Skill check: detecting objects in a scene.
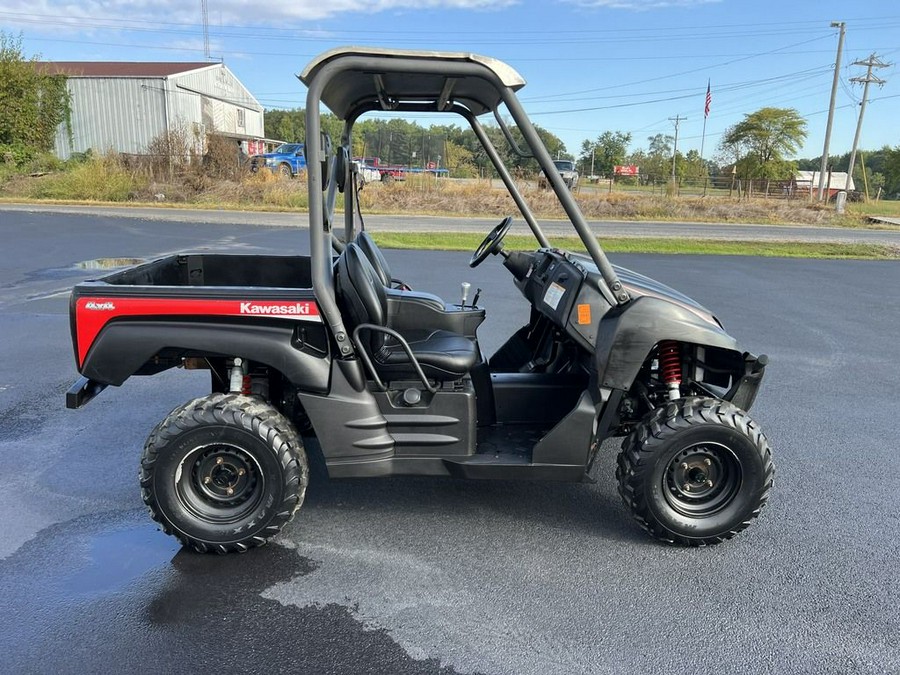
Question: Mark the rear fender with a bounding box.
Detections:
[80,320,331,392]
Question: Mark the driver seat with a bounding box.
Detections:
[356,231,407,290]
[336,243,478,382]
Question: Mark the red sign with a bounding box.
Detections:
[614,165,639,176]
[426,162,436,170]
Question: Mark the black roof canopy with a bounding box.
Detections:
[298,46,526,119]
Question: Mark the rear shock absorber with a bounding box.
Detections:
[658,340,682,401]
[229,357,252,395]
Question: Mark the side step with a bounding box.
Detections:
[443,453,588,482]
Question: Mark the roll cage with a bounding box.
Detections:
[299,47,630,357]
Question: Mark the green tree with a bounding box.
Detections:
[882,146,900,198]
[720,107,807,179]
[637,133,674,180]
[579,131,631,177]
[0,32,70,160]
[682,149,708,181]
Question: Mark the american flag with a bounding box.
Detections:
[704,81,711,118]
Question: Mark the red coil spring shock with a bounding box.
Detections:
[658,340,682,400]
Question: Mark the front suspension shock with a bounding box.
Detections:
[658,340,682,401]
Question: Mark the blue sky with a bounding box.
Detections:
[6,1,899,163]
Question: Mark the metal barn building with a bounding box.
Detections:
[42,62,264,159]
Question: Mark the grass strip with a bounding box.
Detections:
[371,232,899,260]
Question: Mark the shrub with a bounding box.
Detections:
[26,154,145,201]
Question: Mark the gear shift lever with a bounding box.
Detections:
[460,282,471,308]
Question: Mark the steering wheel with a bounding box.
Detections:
[469,216,513,268]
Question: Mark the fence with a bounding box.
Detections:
[594,174,838,201]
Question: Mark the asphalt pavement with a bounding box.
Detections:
[3,202,900,245]
[0,210,898,674]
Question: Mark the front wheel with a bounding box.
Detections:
[140,393,308,554]
[616,397,773,546]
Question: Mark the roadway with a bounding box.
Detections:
[0,210,898,674]
[2,202,900,245]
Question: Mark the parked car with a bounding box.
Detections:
[248,143,307,177]
[355,161,382,185]
[539,159,579,190]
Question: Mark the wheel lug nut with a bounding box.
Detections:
[706,479,713,488]
[704,458,712,466]
[684,484,691,491]
[238,468,245,476]
[681,463,688,470]
[203,476,212,484]
[226,487,234,495]
[216,457,224,464]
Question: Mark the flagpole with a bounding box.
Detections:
[700,79,710,196]
[699,79,710,163]
[699,116,708,162]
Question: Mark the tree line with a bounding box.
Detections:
[265,108,570,178]
[266,104,900,197]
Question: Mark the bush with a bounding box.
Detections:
[203,134,245,180]
[26,154,145,201]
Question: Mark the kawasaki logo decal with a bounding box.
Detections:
[84,301,116,311]
[239,302,313,315]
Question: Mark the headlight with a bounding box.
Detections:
[265,158,276,166]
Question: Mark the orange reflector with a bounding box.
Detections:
[577,303,591,325]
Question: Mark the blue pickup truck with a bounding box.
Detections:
[248,143,307,177]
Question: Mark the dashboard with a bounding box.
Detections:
[517,249,615,353]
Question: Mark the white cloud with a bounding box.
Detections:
[2,0,517,28]
[567,0,720,9]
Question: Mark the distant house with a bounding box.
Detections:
[795,170,856,198]
[40,62,265,159]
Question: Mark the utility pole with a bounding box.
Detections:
[846,54,888,194]
[817,21,845,201]
[669,115,686,181]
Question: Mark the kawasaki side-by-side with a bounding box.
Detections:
[67,47,773,553]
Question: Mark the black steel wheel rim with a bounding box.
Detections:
[175,443,265,524]
[663,441,742,517]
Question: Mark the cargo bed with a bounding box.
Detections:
[70,254,326,391]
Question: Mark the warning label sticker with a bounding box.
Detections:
[577,303,592,325]
[543,282,566,310]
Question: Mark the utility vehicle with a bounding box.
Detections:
[67,47,773,553]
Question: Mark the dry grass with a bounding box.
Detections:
[2,161,896,229]
[359,177,866,227]
[18,155,145,201]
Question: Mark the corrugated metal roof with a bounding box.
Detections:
[39,62,215,77]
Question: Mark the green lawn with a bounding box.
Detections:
[372,232,899,260]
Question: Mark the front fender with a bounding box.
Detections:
[594,296,741,390]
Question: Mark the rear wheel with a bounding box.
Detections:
[616,397,773,546]
[140,393,308,554]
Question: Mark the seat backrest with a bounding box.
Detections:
[335,243,388,351]
[355,231,393,288]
